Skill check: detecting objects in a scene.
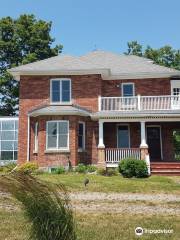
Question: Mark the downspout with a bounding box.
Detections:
[27,115,30,162]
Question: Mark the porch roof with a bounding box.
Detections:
[28,104,91,117]
[92,110,180,121]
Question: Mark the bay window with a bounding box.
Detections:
[46,121,69,150]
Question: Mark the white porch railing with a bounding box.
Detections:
[100,95,180,111]
[105,148,141,164]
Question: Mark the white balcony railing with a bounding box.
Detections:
[100,95,180,111]
[105,148,141,164]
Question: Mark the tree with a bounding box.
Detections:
[124,41,143,56]
[0,14,63,116]
[125,41,180,70]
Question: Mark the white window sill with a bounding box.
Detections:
[45,149,70,154]
[33,150,38,154]
[78,149,86,153]
[50,101,72,106]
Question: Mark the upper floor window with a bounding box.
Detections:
[122,83,134,97]
[46,121,69,150]
[171,80,180,96]
[51,79,71,104]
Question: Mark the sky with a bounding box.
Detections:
[0,0,179,56]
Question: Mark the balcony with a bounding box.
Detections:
[99,95,180,112]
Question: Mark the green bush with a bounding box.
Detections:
[51,166,65,174]
[106,168,119,176]
[87,165,97,173]
[97,168,106,176]
[75,164,87,173]
[118,158,148,178]
[0,163,17,173]
[18,162,38,174]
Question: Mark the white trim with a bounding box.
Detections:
[171,79,180,95]
[98,120,105,148]
[50,78,72,105]
[34,122,38,153]
[78,121,86,151]
[116,124,130,148]
[10,69,180,81]
[46,120,69,151]
[146,125,163,160]
[121,82,135,97]
[27,116,30,162]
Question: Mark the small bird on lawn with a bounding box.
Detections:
[84,178,89,187]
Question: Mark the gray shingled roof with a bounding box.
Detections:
[29,104,91,117]
[9,50,180,79]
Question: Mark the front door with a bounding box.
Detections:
[147,126,162,161]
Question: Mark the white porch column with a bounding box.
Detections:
[140,121,148,148]
[98,120,105,148]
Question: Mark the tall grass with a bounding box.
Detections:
[0,172,76,240]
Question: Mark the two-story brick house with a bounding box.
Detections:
[9,51,180,174]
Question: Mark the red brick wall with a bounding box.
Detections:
[18,74,101,165]
[102,78,171,97]
[29,116,99,167]
[18,74,174,167]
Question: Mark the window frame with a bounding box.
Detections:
[34,122,38,153]
[78,121,85,151]
[46,120,69,151]
[50,78,72,105]
[0,118,18,162]
[121,83,135,97]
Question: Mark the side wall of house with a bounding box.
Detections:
[18,74,102,166]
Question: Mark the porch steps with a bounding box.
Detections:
[151,162,180,176]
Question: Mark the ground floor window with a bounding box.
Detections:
[0,119,18,161]
[46,121,69,150]
[117,125,130,148]
[78,122,85,150]
[173,130,180,160]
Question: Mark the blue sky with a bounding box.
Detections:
[0,0,179,55]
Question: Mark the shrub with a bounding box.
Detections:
[18,162,38,174]
[118,158,148,178]
[52,166,65,174]
[97,168,106,176]
[0,163,17,173]
[87,165,97,173]
[0,172,76,240]
[106,168,119,176]
[75,164,87,173]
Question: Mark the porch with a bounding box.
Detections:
[97,121,180,169]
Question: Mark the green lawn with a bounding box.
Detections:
[38,173,180,194]
[1,173,180,240]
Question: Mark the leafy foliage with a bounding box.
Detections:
[51,166,66,174]
[17,162,38,174]
[0,162,17,173]
[86,165,97,173]
[75,164,87,173]
[119,158,148,178]
[0,172,76,240]
[0,14,63,115]
[125,41,180,70]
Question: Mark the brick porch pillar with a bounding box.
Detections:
[97,120,106,168]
